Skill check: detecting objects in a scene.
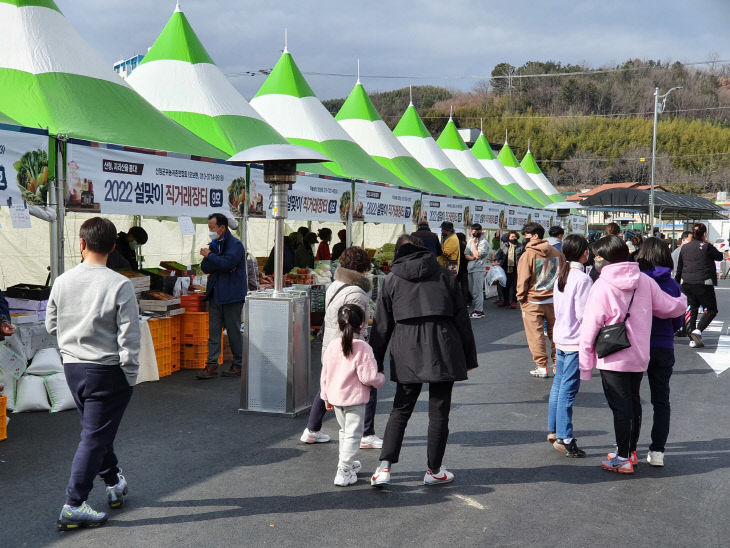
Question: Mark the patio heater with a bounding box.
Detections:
[228,145,329,417]
[543,201,587,233]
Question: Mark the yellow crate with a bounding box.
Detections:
[0,395,7,442]
[148,318,173,349]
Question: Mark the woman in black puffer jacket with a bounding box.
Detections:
[368,234,478,487]
[675,222,723,348]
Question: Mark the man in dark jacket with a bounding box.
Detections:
[263,233,296,275]
[494,230,524,308]
[411,221,442,257]
[196,213,247,379]
[369,234,478,488]
[106,227,148,271]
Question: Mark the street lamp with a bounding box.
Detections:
[650,86,682,228]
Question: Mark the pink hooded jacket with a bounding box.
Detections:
[320,338,385,407]
[579,262,686,380]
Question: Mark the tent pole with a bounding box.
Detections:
[241,165,249,249]
[48,135,58,282]
[133,215,142,269]
[346,180,354,248]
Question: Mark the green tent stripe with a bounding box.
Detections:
[165,111,288,156]
[0,69,226,157]
[253,53,315,99]
[372,155,454,194]
[287,137,406,185]
[0,111,20,124]
[527,189,551,206]
[0,0,60,11]
[497,144,520,167]
[436,120,467,150]
[503,184,543,208]
[392,105,431,138]
[471,134,497,160]
[335,84,382,122]
[520,150,542,174]
[139,10,214,66]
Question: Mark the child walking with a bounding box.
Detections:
[636,237,684,466]
[579,236,686,474]
[320,304,385,486]
[548,234,592,458]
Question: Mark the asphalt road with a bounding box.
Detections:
[2,282,729,547]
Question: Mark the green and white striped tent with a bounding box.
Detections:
[0,0,225,158]
[0,111,19,125]
[335,81,454,195]
[520,148,562,202]
[127,3,288,156]
[249,50,407,186]
[497,141,551,206]
[436,118,522,205]
[471,133,543,208]
[393,104,491,200]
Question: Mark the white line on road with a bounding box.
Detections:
[697,320,730,375]
[454,494,486,510]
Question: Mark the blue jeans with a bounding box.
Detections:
[547,349,581,439]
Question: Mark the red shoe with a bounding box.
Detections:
[496,301,507,307]
[606,450,638,466]
[510,302,517,309]
[601,456,634,474]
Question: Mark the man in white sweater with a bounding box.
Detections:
[46,217,140,531]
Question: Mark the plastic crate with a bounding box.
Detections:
[155,346,172,377]
[0,395,7,442]
[171,343,181,373]
[148,318,173,349]
[181,312,209,344]
[170,315,182,344]
[181,294,207,312]
[217,332,234,364]
[181,343,208,369]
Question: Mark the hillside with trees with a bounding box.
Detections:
[323,59,730,197]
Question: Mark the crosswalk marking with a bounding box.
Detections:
[697,320,730,375]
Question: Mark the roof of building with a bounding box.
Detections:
[567,182,668,201]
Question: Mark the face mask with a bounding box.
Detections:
[472,232,481,238]
[209,231,220,241]
[509,239,518,245]
[593,258,606,273]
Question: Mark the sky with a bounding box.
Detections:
[57,0,730,101]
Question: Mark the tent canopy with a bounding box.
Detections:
[520,149,562,202]
[335,82,455,195]
[0,0,226,158]
[580,188,726,220]
[497,142,551,206]
[127,4,289,156]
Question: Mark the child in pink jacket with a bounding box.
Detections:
[321,304,385,486]
[579,236,686,475]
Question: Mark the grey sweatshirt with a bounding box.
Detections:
[46,263,141,385]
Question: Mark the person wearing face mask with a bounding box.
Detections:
[464,223,489,319]
[106,226,148,271]
[196,213,247,380]
[494,231,524,308]
[438,221,460,275]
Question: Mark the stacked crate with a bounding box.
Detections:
[0,395,7,441]
[181,312,209,369]
[170,315,182,372]
[148,318,173,377]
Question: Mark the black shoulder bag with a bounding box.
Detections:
[594,289,636,359]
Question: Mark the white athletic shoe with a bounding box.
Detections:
[689,340,697,348]
[371,466,391,487]
[689,329,704,348]
[300,428,330,444]
[360,434,383,449]
[647,450,665,466]
[424,467,455,485]
[334,466,358,486]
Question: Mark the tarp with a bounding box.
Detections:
[497,142,551,206]
[436,118,522,205]
[0,0,225,158]
[471,133,543,208]
[127,4,289,157]
[335,82,454,195]
[520,149,562,202]
[250,50,408,186]
[392,104,491,200]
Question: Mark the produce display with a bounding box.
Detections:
[15,149,49,205]
[372,243,395,274]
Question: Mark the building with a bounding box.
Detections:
[113,54,145,80]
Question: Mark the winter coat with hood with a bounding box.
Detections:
[321,267,372,359]
[370,244,478,383]
[579,262,687,380]
[641,265,683,349]
[516,239,565,304]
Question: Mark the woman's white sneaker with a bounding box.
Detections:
[647,450,665,466]
[371,466,391,487]
[360,434,383,449]
[334,466,357,486]
[300,428,330,444]
[424,467,455,485]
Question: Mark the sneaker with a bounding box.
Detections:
[334,466,358,486]
[470,311,484,319]
[371,466,391,487]
[553,439,587,458]
[360,434,383,449]
[57,502,108,531]
[546,432,557,444]
[105,471,128,509]
[601,455,634,474]
[300,428,330,444]
[351,460,362,474]
[606,450,638,466]
[647,450,665,467]
[689,329,704,348]
[529,367,549,378]
[424,467,455,485]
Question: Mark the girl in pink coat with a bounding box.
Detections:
[579,236,686,474]
[321,304,385,486]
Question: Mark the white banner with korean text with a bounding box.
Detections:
[66,143,241,217]
[360,183,419,225]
